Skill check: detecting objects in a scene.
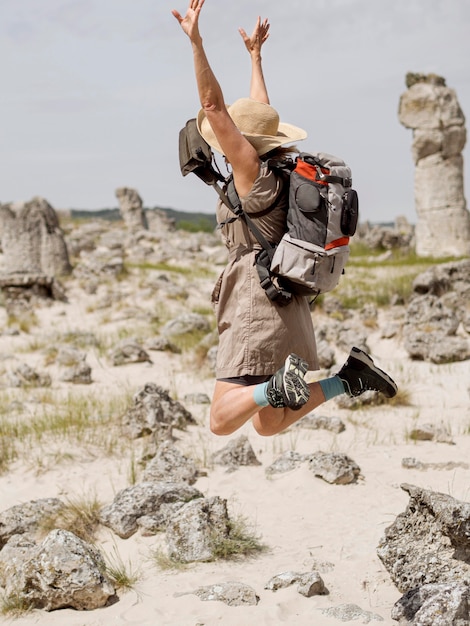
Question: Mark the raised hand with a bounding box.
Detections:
[171,0,205,39]
[239,16,270,56]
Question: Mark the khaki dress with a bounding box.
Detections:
[212,163,318,379]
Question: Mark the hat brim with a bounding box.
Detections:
[197,108,307,156]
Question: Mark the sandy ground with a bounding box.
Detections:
[1,275,469,626]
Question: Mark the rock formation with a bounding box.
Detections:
[399,72,470,257]
[0,196,71,307]
[115,187,148,230]
[0,196,71,276]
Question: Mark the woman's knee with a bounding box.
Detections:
[209,407,234,436]
[252,417,281,437]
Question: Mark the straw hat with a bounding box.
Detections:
[197,97,307,156]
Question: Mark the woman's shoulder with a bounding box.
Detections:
[240,163,286,212]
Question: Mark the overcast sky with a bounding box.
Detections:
[1,0,469,223]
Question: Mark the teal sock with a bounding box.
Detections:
[253,381,270,407]
[319,375,345,401]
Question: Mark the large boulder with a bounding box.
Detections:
[0,530,115,611]
[377,483,470,593]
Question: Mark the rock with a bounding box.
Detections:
[402,457,469,472]
[165,496,230,563]
[135,506,188,535]
[57,347,92,384]
[0,529,115,611]
[0,197,71,276]
[335,389,388,409]
[121,383,196,438]
[404,329,470,364]
[264,570,328,597]
[115,187,147,230]
[7,363,52,388]
[265,451,309,475]
[315,338,336,369]
[403,263,470,363]
[109,339,152,366]
[336,325,369,354]
[391,582,470,626]
[354,222,414,252]
[264,571,303,591]
[297,571,328,597]
[146,336,182,354]
[144,207,176,233]
[99,481,203,538]
[320,603,384,622]
[211,435,261,469]
[161,312,211,337]
[308,451,361,485]
[190,581,259,606]
[0,534,38,587]
[405,294,460,335]
[73,251,124,280]
[0,498,65,549]
[398,74,470,257]
[412,260,470,299]
[142,441,199,485]
[409,423,455,444]
[377,483,470,594]
[0,273,67,311]
[183,392,211,404]
[295,413,346,433]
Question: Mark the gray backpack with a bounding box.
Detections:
[179,120,358,305]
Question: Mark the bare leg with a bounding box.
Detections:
[210,347,398,437]
[210,379,327,436]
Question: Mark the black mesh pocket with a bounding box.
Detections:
[341,188,359,236]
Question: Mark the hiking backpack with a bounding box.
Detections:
[178,119,359,305]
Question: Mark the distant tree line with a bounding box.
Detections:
[70,207,217,233]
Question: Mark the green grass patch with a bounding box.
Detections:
[125,260,216,279]
[333,250,464,309]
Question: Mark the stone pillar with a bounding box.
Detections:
[0,197,71,276]
[115,187,148,230]
[398,73,470,257]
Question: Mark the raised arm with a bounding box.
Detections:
[239,16,270,104]
[172,0,260,197]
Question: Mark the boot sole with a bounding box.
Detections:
[283,354,310,409]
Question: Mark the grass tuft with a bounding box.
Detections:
[103,545,141,590]
[210,515,267,561]
[39,493,103,544]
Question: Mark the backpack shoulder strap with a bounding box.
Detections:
[220,172,292,306]
[216,177,274,252]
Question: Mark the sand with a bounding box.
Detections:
[1,272,469,626]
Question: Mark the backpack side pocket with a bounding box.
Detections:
[270,234,349,296]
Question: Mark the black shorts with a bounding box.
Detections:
[217,374,271,386]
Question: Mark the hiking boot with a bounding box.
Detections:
[266,354,310,410]
[337,347,398,398]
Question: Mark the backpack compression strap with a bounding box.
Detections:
[296,156,352,187]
